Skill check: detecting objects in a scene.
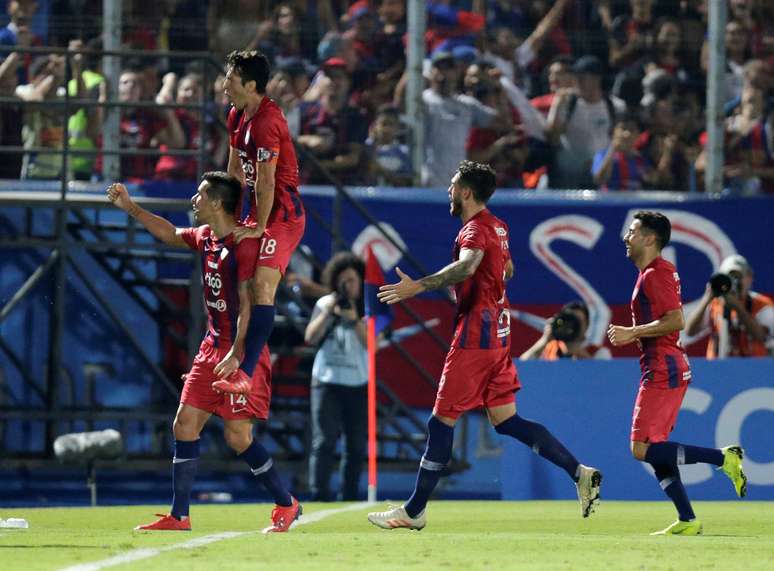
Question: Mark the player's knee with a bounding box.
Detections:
[224,428,252,454]
[173,415,197,440]
[631,441,649,461]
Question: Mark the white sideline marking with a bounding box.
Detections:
[58,502,373,571]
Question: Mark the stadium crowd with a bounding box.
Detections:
[1,0,773,192]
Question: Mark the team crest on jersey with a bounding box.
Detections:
[220,247,229,260]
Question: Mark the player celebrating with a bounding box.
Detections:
[107,173,301,533]
[367,161,602,530]
[608,211,747,536]
[217,50,305,389]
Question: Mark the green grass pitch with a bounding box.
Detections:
[1,501,773,570]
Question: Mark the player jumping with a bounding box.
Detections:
[367,161,602,530]
[608,211,747,536]
[107,173,301,533]
[214,50,305,393]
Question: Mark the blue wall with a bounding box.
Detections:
[501,359,774,500]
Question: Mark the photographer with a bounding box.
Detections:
[520,301,611,360]
[686,255,774,358]
[303,252,367,501]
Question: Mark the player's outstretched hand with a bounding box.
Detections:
[607,323,636,346]
[377,267,425,305]
[233,225,264,243]
[106,182,134,213]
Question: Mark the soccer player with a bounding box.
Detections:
[607,211,747,536]
[106,173,301,533]
[367,161,602,530]
[217,49,305,389]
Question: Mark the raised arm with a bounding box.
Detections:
[377,248,484,305]
[106,183,187,248]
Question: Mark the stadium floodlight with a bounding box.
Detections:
[54,429,123,506]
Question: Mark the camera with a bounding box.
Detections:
[709,273,740,298]
[336,282,352,310]
[551,309,582,342]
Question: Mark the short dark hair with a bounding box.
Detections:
[634,210,671,250]
[201,171,242,215]
[562,300,589,322]
[321,252,365,292]
[226,50,271,94]
[457,160,497,203]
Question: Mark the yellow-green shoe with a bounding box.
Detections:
[650,519,703,536]
[720,445,747,498]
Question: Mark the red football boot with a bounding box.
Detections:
[212,369,252,395]
[262,496,302,533]
[134,513,191,531]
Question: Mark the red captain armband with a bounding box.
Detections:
[256,147,279,164]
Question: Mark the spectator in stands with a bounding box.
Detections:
[366,103,412,187]
[297,59,369,184]
[520,300,611,360]
[725,85,774,193]
[464,60,528,188]
[250,2,318,65]
[420,50,500,187]
[547,55,626,189]
[17,54,66,179]
[686,254,774,358]
[304,252,368,502]
[637,97,700,191]
[113,63,185,181]
[609,0,657,70]
[592,114,651,191]
[0,0,40,84]
[702,19,750,103]
[266,58,310,138]
[67,38,106,181]
[531,55,576,118]
[155,72,212,181]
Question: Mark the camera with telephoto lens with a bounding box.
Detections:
[551,309,582,342]
[336,282,352,310]
[709,273,740,298]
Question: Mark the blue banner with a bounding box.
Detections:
[501,359,774,500]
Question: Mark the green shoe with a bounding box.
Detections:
[650,519,703,536]
[720,445,747,498]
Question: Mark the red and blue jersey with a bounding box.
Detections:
[227,97,303,225]
[630,256,691,388]
[592,148,649,191]
[452,209,511,350]
[180,225,259,349]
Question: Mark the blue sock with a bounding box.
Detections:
[238,440,292,507]
[651,463,696,521]
[239,305,275,376]
[171,439,200,520]
[404,417,454,518]
[495,414,580,481]
[645,442,724,467]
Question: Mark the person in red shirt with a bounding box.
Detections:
[221,50,306,392]
[608,211,747,536]
[106,172,300,533]
[367,161,602,531]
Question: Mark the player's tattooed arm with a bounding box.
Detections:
[378,248,483,305]
[419,248,484,291]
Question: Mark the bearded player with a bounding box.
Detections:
[368,161,602,530]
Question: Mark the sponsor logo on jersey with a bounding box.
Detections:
[204,272,222,296]
[206,299,227,312]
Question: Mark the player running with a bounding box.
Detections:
[215,50,305,391]
[107,173,301,533]
[608,211,747,536]
[368,161,602,530]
